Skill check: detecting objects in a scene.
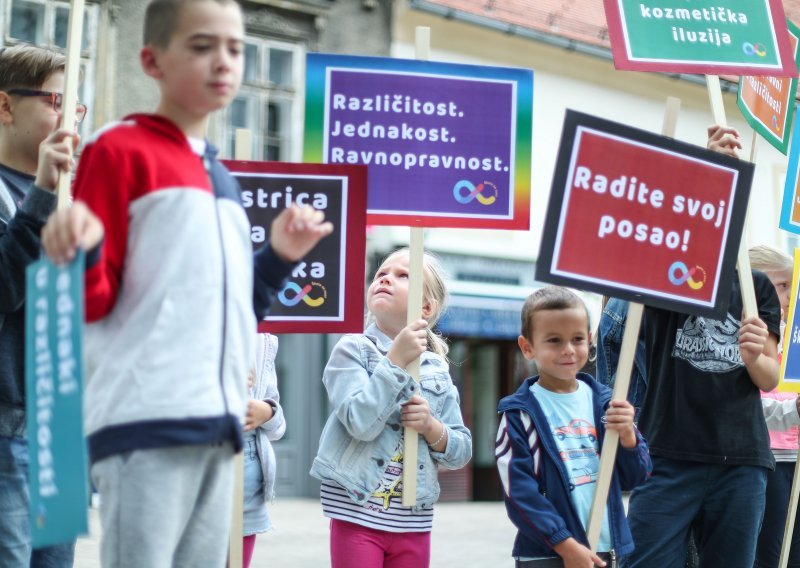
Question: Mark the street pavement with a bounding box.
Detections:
[74,498,515,567]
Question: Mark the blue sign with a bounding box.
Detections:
[25,251,88,547]
[780,106,800,236]
[438,295,523,340]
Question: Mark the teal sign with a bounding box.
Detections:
[25,251,88,547]
[604,0,798,76]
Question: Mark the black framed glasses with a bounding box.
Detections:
[7,89,88,124]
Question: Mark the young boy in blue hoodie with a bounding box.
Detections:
[495,286,652,567]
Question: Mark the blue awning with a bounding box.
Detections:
[437,294,523,340]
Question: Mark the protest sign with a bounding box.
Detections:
[536,110,753,319]
[223,160,367,334]
[737,20,800,154]
[24,251,88,547]
[304,53,533,229]
[603,0,798,77]
[780,249,800,392]
[780,109,800,236]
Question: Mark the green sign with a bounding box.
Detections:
[25,251,88,548]
[604,0,798,76]
[737,20,800,154]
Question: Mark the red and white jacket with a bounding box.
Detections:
[75,114,292,463]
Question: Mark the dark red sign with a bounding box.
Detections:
[222,161,367,334]
[537,111,753,318]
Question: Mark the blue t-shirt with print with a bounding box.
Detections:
[532,380,612,552]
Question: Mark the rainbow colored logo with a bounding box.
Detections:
[668,261,706,290]
[742,42,767,57]
[278,282,327,307]
[453,180,498,205]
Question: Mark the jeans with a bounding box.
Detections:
[627,456,767,568]
[755,462,800,568]
[0,436,75,568]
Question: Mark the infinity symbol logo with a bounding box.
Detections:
[668,262,706,291]
[278,282,327,307]
[742,42,767,57]
[453,180,498,205]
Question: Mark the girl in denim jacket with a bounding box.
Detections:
[311,248,472,568]
[240,332,286,568]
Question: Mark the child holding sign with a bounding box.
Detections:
[623,125,781,568]
[39,1,332,566]
[310,248,472,568]
[240,332,286,568]
[495,286,652,567]
[749,245,800,568]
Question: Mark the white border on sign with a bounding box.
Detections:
[234,172,349,322]
[322,66,517,221]
[616,0,785,70]
[550,126,740,308]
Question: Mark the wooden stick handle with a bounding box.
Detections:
[56,0,85,209]
[227,128,252,568]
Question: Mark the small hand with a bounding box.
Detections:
[35,127,80,191]
[604,400,636,449]
[553,537,607,568]
[706,124,741,158]
[244,399,274,432]
[41,200,104,265]
[740,316,769,366]
[401,394,434,435]
[386,319,428,368]
[269,205,334,263]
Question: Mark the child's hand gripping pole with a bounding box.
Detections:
[585,97,679,550]
[56,0,85,210]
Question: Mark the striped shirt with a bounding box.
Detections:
[320,443,433,533]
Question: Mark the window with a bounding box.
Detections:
[214,37,303,161]
[3,0,99,135]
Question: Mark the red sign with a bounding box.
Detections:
[537,111,753,318]
[222,161,367,334]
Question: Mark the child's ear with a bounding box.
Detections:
[0,92,14,125]
[518,335,535,361]
[421,299,435,320]
[140,46,163,79]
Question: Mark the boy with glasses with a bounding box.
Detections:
[0,45,81,568]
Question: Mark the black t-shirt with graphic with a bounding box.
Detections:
[639,270,780,468]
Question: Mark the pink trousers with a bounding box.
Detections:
[330,519,431,568]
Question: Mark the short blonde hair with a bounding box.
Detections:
[368,248,450,357]
[0,45,65,92]
[749,244,792,273]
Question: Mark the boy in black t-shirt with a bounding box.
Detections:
[625,125,781,568]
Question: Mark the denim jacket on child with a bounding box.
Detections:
[310,323,472,512]
[595,298,648,420]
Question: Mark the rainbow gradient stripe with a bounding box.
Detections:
[304,53,533,230]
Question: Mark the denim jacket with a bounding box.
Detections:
[595,299,648,420]
[310,323,472,512]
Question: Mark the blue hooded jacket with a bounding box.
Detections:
[495,373,652,559]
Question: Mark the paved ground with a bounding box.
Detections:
[74,498,515,567]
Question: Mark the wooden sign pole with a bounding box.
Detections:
[705,75,758,318]
[56,0,85,210]
[401,26,429,508]
[227,128,252,568]
[585,97,680,549]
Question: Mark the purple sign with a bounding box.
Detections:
[327,70,512,218]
